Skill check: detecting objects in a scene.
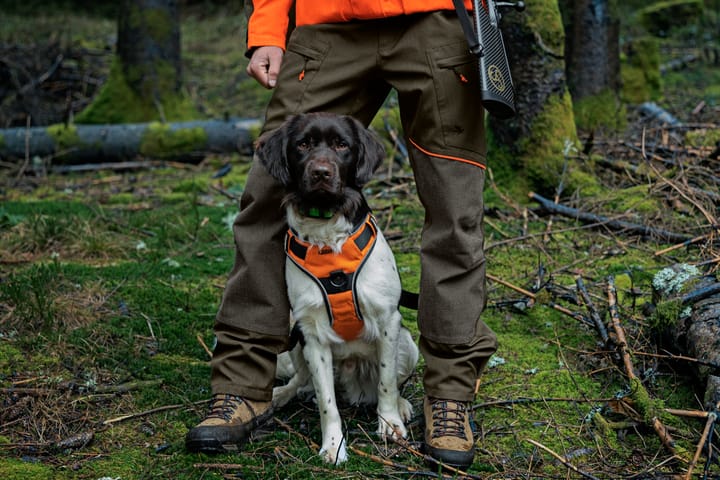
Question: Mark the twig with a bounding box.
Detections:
[474,396,613,409]
[684,409,718,480]
[528,191,691,244]
[607,276,636,381]
[371,422,485,480]
[607,276,682,458]
[102,399,209,425]
[487,273,592,327]
[634,350,720,371]
[486,273,536,298]
[576,276,610,346]
[141,312,156,342]
[196,333,213,360]
[654,233,714,256]
[664,408,710,419]
[209,183,241,203]
[643,156,718,227]
[525,438,601,480]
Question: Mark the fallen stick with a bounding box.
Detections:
[684,407,718,480]
[607,277,636,380]
[487,273,593,327]
[607,276,684,459]
[576,276,610,346]
[474,396,613,409]
[102,399,209,425]
[654,233,713,257]
[525,438,602,480]
[664,408,710,419]
[634,350,720,371]
[528,191,690,244]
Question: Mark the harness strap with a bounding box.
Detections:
[285,214,377,341]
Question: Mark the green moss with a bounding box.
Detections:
[47,124,82,151]
[629,377,662,423]
[0,458,55,480]
[600,185,663,214]
[173,178,209,194]
[139,122,207,158]
[0,343,25,377]
[591,412,622,450]
[76,58,199,124]
[516,91,596,196]
[638,0,703,36]
[705,84,720,104]
[685,128,720,148]
[525,0,565,56]
[574,89,628,134]
[650,298,683,329]
[621,37,661,103]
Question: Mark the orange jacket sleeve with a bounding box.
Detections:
[247,0,294,51]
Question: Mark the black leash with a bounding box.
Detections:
[399,289,419,310]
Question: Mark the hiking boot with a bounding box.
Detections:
[424,397,475,469]
[185,394,273,453]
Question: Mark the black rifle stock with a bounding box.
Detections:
[453,0,524,119]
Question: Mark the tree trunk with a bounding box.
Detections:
[0,119,259,164]
[117,0,182,100]
[76,0,197,124]
[489,0,595,197]
[559,0,620,100]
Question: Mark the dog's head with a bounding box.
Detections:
[256,112,386,217]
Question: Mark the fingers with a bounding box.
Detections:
[246,46,284,89]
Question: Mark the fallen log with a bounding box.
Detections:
[649,264,720,410]
[528,191,691,244]
[0,118,261,164]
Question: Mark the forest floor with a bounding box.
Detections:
[1,2,719,479]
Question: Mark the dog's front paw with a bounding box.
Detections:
[319,440,348,465]
[272,384,295,408]
[398,396,414,422]
[377,412,408,440]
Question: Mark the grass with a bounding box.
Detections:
[1,3,719,479]
[0,154,713,478]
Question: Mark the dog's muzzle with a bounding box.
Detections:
[303,156,341,194]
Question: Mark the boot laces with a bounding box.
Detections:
[430,399,468,439]
[206,394,244,421]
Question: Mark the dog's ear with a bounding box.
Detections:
[347,116,386,188]
[255,119,293,186]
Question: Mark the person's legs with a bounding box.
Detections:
[380,11,498,467]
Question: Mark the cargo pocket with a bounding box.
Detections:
[277,28,331,113]
[428,43,485,154]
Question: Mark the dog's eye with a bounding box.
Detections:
[333,140,349,151]
[297,140,310,151]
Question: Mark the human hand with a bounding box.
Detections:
[246,46,284,89]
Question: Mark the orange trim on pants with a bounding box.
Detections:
[409,138,486,170]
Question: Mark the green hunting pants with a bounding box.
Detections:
[211,10,497,403]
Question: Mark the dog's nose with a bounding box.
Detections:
[310,163,333,182]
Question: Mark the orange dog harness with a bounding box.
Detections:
[285,214,378,341]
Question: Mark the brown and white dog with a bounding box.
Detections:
[256,112,419,464]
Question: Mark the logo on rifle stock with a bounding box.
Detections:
[487,65,506,92]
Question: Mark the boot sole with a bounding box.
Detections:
[425,444,475,470]
[185,408,274,454]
